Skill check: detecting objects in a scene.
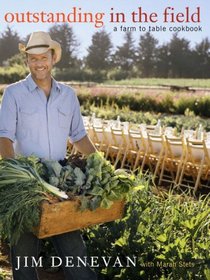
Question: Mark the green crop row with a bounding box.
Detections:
[85,178,210,280]
[1,79,210,117]
[80,102,210,132]
[1,84,210,125]
[77,90,210,118]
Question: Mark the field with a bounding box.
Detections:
[72,82,210,132]
[1,184,209,280]
[104,78,210,88]
[0,79,210,280]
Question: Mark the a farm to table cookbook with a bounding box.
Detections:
[0,0,209,279]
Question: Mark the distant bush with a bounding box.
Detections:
[176,98,197,115]
[159,95,176,113]
[176,97,210,118]
[55,68,108,83]
[194,97,210,118]
[108,68,129,81]
[107,67,138,81]
[0,65,28,83]
[53,68,91,82]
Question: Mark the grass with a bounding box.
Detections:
[1,78,210,91]
[105,78,210,88]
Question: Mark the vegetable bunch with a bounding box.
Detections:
[0,152,136,244]
[42,152,136,210]
[0,157,67,245]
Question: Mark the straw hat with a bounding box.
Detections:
[19,31,62,63]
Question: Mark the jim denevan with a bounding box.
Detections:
[15,256,137,270]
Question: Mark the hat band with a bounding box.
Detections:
[25,44,50,51]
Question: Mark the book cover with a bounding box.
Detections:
[0,0,209,280]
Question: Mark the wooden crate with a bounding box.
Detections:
[34,198,125,239]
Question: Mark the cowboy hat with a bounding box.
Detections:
[19,31,62,63]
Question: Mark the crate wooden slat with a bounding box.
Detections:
[34,198,125,239]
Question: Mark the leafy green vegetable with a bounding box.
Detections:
[51,152,136,210]
[74,167,86,187]
[0,157,67,245]
[0,152,136,244]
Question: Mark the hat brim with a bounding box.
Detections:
[19,40,61,64]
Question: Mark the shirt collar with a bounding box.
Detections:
[26,74,37,92]
[25,74,61,93]
[51,76,61,92]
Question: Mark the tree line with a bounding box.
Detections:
[0,24,210,82]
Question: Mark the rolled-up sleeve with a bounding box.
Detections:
[69,94,87,143]
[0,88,17,142]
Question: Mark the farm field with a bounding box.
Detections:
[1,81,210,130]
[104,78,210,88]
[71,83,210,132]
[1,184,209,280]
[74,83,210,105]
[0,79,210,280]
[1,78,210,139]
[1,77,210,91]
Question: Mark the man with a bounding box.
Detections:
[0,31,97,280]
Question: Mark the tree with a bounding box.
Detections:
[192,38,210,78]
[113,32,136,74]
[85,30,112,72]
[167,33,192,78]
[136,32,158,77]
[0,26,20,66]
[155,44,171,78]
[48,24,79,69]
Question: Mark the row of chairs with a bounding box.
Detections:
[155,135,210,192]
[67,121,210,193]
[87,124,210,193]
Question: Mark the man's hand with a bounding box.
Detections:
[73,135,97,156]
[0,137,15,158]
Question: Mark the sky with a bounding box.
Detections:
[0,0,209,58]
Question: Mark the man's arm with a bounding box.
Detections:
[73,135,97,155]
[0,137,15,158]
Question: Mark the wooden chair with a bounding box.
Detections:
[145,125,157,134]
[178,139,210,192]
[145,133,165,180]
[121,130,147,171]
[91,125,109,154]
[106,127,128,168]
[158,135,186,186]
